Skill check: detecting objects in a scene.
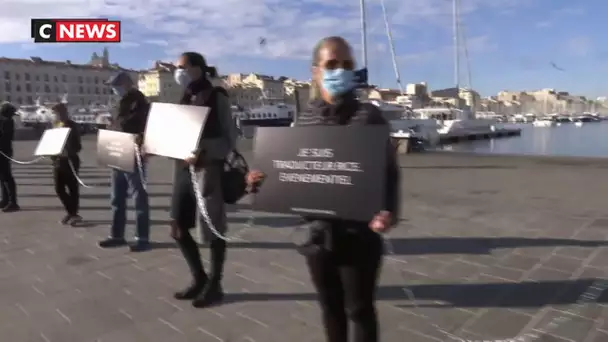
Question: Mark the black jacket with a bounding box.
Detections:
[51,120,82,165]
[296,93,400,251]
[180,78,229,167]
[0,104,16,157]
[110,88,150,138]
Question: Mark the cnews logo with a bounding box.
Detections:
[31,18,121,43]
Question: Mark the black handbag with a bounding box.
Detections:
[221,149,249,204]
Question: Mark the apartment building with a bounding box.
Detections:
[0,48,139,106]
[138,61,181,103]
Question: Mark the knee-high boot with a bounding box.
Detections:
[173,230,208,300]
[192,238,226,308]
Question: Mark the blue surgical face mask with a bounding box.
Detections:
[112,86,125,97]
[322,68,355,98]
[174,69,192,87]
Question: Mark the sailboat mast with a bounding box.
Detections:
[359,0,368,68]
[452,0,460,89]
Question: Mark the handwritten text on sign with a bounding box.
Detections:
[273,148,362,185]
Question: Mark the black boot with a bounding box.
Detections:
[0,182,8,208]
[2,177,18,212]
[192,239,226,308]
[174,233,208,300]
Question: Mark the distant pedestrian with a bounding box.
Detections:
[0,102,19,212]
[50,103,83,225]
[98,72,151,252]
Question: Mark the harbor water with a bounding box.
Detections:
[438,121,608,158]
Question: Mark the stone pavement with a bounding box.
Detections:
[1,138,608,342]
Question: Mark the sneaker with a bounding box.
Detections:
[129,240,150,252]
[98,237,127,248]
[69,215,83,226]
[2,203,20,213]
[60,215,72,225]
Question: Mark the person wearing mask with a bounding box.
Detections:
[0,102,19,212]
[50,103,82,225]
[98,72,151,252]
[247,36,400,342]
[170,52,238,308]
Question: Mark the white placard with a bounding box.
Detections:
[34,127,71,156]
[143,102,209,160]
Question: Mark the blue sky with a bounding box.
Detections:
[0,0,604,97]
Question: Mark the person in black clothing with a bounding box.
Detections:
[249,36,400,342]
[0,102,19,212]
[50,103,83,225]
[170,52,237,308]
[98,72,151,252]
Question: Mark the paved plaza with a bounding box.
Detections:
[1,138,608,341]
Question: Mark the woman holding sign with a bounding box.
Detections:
[247,36,400,342]
[50,103,83,225]
[169,52,237,308]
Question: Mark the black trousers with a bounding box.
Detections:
[53,158,80,215]
[305,226,383,342]
[170,164,227,285]
[0,156,16,205]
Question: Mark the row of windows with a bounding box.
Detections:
[4,95,111,105]
[3,71,117,84]
[2,83,111,95]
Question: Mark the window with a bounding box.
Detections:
[44,74,49,82]
[94,77,98,84]
[62,74,67,82]
[15,85,20,92]
[79,86,83,94]
[78,76,83,83]
[35,75,40,81]
[4,71,9,79]
[16,97,21,104]
[44,85,50,93]
[53,76,58,82]
[25,84,31,92]
[26,96,32,104]
[15,73,20,81]
[24,73,30,81]
[5,83,10,91]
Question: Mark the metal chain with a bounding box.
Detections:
[382,237,608,342]
[0,151,46,165]
[134,143,147,192]
[189,165,251,242]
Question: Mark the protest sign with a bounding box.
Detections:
[253,125,388,221]
[34,127,71,156]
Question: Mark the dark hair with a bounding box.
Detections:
[181,52,218,78]
[310,36,352,99]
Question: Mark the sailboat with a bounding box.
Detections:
[360,0,498,144]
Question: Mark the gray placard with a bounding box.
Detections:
[97,129,136,172]
[253,125,388,222]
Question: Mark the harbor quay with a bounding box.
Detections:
[1,138,608,342]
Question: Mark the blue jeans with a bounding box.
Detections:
[110,167,150,241]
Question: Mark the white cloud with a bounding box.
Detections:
[0,0,529,60]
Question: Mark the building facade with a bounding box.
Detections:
[0,48,139,106]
